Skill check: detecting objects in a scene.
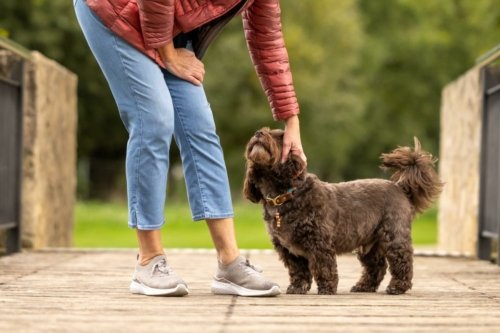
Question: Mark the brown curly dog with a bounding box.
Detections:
[243,128,442,295]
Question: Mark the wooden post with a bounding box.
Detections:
[438,47,500,259]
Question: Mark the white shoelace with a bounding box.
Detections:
[151,259,172,277]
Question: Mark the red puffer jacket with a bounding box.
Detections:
[86,0,299,120]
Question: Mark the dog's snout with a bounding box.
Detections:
[255,130,263,138]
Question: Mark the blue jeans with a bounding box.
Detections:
[74,0,233,229]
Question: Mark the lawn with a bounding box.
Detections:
[74,201,437,248]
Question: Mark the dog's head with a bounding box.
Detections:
[243,127,307,203]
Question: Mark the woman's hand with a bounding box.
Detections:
[282,115,307,164]
[156,42,205,86]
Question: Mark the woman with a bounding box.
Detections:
[74,0,306,297]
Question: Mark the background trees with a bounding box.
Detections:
[349,0,500,179]
[1,0,499,201]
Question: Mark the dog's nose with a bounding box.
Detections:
[255,130,263,137]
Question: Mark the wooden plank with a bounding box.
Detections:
[0,250,499,333]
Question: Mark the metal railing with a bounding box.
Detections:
[0,36,29,254]
[478,58,500,266]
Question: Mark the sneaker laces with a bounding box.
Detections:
[242,259,263,274]
[151,259,172,277]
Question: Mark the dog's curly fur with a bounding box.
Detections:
[243,128,443,295]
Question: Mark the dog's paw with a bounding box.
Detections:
[286,285,308,294]
[386,280,411,295]
[350,284,377,293]
[317,288,337,295]
[385,286,408,295]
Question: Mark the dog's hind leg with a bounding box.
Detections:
[350,242,387,293]
[273,240,312,294]
[385,239,413,295]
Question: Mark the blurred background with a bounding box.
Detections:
[1,0,499,248]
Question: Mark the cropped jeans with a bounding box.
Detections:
[74,0,234,229]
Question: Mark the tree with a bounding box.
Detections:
[348,0,500,179]
[0,0,130,198]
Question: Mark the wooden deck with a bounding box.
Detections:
[1,249,499,333]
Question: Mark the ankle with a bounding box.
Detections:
[218,249,240,266]
[138,251,164,266]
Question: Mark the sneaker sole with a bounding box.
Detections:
[211,280,281,297]
[129,281,189,296]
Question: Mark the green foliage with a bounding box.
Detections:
[74,201,437,248]
[0,0,127,159]
[347,0,500,179]
[280,0,366,181]
[74,201,272,248]
[203,0,365,186]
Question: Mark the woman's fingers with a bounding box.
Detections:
[179,52,204,84]
[291,145,307,164]
[188,67,204,83]
[282,115,307,165]
[184,73,201,86]
[161,47,206,86]
[192,78,202,86]
[281,140,292,163]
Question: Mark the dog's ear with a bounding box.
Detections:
[243,167,263,203]
[279,154,307,179]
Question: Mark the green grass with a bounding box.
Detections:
[74,201,437,248]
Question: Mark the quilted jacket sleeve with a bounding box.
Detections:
[242,0,299,120]
[137,0,175,49]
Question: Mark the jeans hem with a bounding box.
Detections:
[128,221,166,230]
[192,212,234,222]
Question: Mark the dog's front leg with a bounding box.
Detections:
[272,239,312,294]
[309,250,338,295]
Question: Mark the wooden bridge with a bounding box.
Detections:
[1,249,499,333]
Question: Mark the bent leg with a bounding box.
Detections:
[75,0,174,230]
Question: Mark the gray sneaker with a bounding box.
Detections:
[211,255,281,297]
[129,254,188,296]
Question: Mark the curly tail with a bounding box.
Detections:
[381,137,443,213]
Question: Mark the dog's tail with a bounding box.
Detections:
[380,137,443,213]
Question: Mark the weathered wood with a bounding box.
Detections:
[19,52,78,249]
[438,46,500,259]
[438,66,483,256]
[0,250,499,333]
